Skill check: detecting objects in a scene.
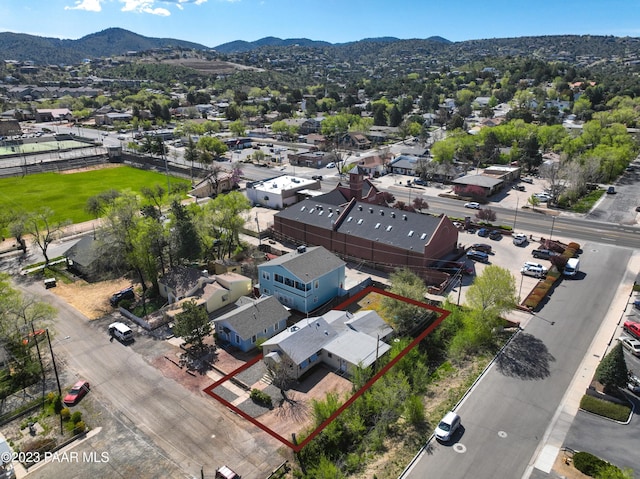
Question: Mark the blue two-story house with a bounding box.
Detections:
[258,245,346,314]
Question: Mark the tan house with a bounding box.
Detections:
[159,267,252,318]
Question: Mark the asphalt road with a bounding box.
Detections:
[403,243,633,479]
[14,278,285,479]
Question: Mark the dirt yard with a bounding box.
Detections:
[51,278,132,320]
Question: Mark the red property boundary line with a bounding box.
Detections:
[203,285,450,452]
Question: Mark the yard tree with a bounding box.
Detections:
[184,137,199,184]
[527,194,541,210]
[24,208,71,266]
[465,265,517,328]
[382,268,433,335]
[229,120,246,137]
[173,299,211,353]
[168,200,201,263]
[198,191,251,260]
[595,342,628,392]
[197,136,228,160]
[475,208,497,222]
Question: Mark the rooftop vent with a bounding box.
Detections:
[301,206,306,211]
[358,205,363,211]
[386,225,392,231]
[403,215,408,221]
[375,223,381,229]
[369,207,374,213]
[408,230,414,237]
[380,210,384,215]
[420,233,427,240]
[357,219,364,225]
[391,212,396,218]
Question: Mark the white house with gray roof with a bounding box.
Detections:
[262,309,392,378]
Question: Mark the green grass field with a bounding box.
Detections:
[0,165,190,233]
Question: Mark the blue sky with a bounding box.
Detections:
[1,0,639,48]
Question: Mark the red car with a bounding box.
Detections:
[64,380,90,406]
[623,321,640,340]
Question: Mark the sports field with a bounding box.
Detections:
[0,139,90,156]
[0,165,191,233]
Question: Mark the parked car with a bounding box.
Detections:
[64,380,90,406]
[512,185,526,191]
[489,230,502,240]
[414,178,428,186]
[606,186,616,194]
[467,250,489,263]
[477,227,490,237]
[512,233,528,246]
[433,261,474,275]
[628,374,640,395]
[216,465,241,479]
[532,249,557,260]
[471,243,492,253]
[623,320,640,340]
[634,299,640,309]
[311,175,323,181]
[521,262,548,278]
[534,193,550,202]
[618,336,640,357]
[434,411,461,442]
[521,177,534,184]
[110,287,135,307]
[325,162,336,168]
[464,202,480,209]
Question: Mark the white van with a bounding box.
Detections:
[564,258,580,277]
[108,322,134,343]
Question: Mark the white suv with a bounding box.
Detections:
[521,263,548,278]
[512,233,528,246]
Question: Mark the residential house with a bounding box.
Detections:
[213,295,290,352]
[189,172,235,198]
[299,118,323,135]
[388,155,420,176]
[35,108,73,122]
[258,246,346,314]
[159,267,252,315]
[354,155,387,177]
[262,309,393,379]
[340,132,371,150]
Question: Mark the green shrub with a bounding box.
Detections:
[53,395,63,414]
[70,411,82,424]
[573,451,609,477]
[250,388,272,407]
[579,395,630,422]
[60,408,70,421]
[73,421,86,435]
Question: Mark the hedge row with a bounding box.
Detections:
[579,395,630,422]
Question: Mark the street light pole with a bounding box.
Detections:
[550,216,556,240]
[519,272,524,303]
[513,195,519,230]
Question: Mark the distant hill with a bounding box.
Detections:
[0,28,208,64]
[213,36,332,54]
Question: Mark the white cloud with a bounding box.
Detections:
[119,0,210,15]
[64,0,103,12]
